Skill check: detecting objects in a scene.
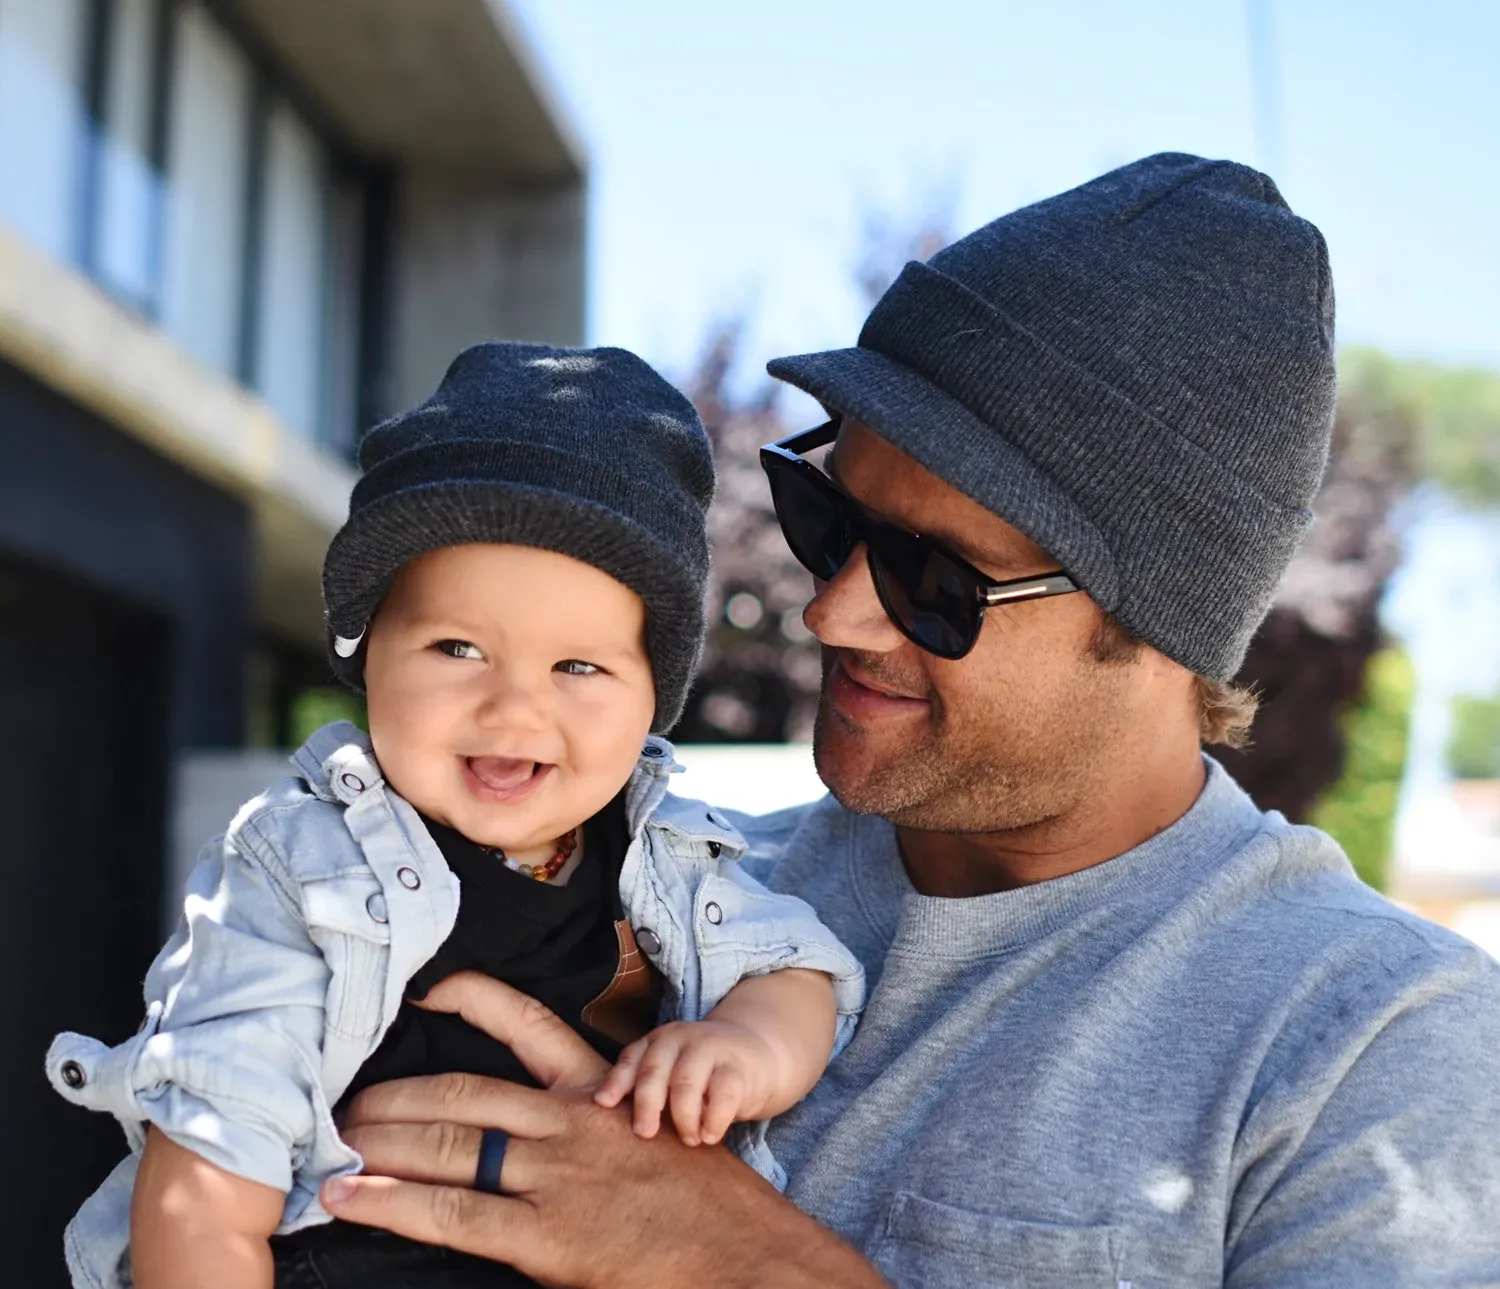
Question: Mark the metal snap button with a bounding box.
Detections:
[340,772,366,794]
[707,841,722,858]
[397,867,421,890]
[705,902,723,926]
[636,927,662,956]
[60,1060,86,1090]
[366,892,388,924]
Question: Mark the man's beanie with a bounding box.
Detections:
[322,342,715,733]
[768,152,1337,681]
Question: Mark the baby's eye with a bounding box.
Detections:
[555,659,601,677]
[435,639,484,661]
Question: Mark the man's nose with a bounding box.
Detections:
[801,542,906,652]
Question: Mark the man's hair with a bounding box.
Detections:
[1089,616,1258,749]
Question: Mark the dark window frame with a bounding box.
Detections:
[203,0,390,460]
[77,0,176,319]
[74,0,390,460]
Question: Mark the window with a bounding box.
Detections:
[159,2,376,452]
[253,98,329,442]
[0,0,89,261]
[323,171,366,455]
[159,3,251,379]
[0,0,378,457]
[81,0,172,314]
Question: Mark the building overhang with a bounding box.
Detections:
[0,227,353,652]
[218,0,585,184]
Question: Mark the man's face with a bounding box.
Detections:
[804,421,1175,833]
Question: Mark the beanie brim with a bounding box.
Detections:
[322,481,704,733]
[768,344,1121,615]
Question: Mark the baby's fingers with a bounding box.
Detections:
[700,1063,746,1146]
[629,1034,685,1138]
[593,1039,647,1109]
[667,1047,721,1146]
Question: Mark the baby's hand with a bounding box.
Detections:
[593,1020,779,1146]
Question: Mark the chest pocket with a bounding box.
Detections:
[872,1193,1128,1289]
[302,872,392,1043]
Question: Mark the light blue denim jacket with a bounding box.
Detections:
[46,723,864,1289]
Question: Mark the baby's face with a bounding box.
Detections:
[363,544,656,852]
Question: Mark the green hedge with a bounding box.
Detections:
[288,686,367,748]
[1309,648,1415,890]
[1448,692,1500,780]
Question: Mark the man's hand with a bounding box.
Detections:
[321,972,883,1289]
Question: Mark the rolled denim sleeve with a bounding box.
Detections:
[685,855,867,1057]
[46,817,343,1198]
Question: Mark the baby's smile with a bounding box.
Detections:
[460,755,555,806]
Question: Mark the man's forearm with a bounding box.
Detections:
[688,1190,887,1289]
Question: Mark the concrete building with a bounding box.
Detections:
[0,2,584,1280]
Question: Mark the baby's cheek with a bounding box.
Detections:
[562,693,653,775]
[368,707,461,817]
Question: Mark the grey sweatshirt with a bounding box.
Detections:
[730,759,1500,1287]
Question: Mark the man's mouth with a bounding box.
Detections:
[462,756,554,803]
[827,658,931,721]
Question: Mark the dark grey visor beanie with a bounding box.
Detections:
[768,152,1337,681]
[322,342,715,733]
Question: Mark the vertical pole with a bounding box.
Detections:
[77,0,113,275]
[143,0,177,320]
[1246,0,1283,179]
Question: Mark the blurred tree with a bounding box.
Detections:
[1448,691,1500,780]
[1221,349,1500,888]
[671,207,952,744]
[669,322,820,742]
[1215,356,1419,834]
[1340,348,1500,508]
[1307,649,1415,889]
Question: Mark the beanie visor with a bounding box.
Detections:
[767,344,1120,612]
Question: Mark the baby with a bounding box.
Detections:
[48,343,864,1289]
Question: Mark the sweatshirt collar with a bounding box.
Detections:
[850,755,1266,960]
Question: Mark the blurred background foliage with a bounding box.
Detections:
[1448,692,1500,780]
[287,687,367,750]
[1339,348,1500,507]
[1308,648,1415,889]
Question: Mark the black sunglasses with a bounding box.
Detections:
[759,421,1081,660]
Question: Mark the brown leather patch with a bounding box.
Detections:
[582,920,663,1046]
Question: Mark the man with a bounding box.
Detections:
[318,154,1500,1285]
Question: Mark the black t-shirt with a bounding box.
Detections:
[341,789,634,1102]
[272,794,636,1286]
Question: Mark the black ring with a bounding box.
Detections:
[474,1128,509,1194]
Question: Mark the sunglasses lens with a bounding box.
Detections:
[869,530,981,659]
[767,458,856,582]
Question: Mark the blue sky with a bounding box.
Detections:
[512,0,1500,395]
